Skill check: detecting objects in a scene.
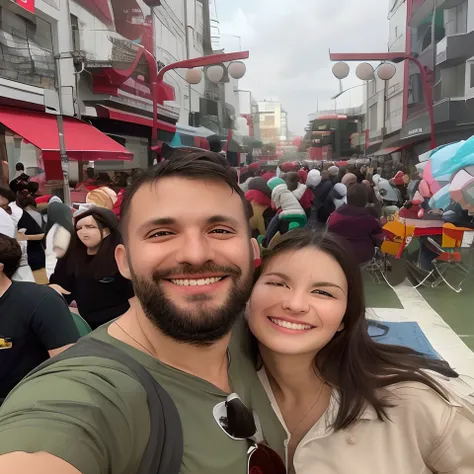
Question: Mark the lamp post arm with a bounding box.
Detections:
[150,50,250,146]
[329,52,436,150]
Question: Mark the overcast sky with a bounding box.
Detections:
[217,0,390,135]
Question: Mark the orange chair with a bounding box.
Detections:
[381,219,416,258]
[425,223,474,293]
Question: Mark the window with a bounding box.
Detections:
[407,73,423,105]
[0,8,55,89]
[470,63,474,89]
[70,14,80,52]
[369,103,378,131]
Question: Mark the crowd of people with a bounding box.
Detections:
[0,151,473,474]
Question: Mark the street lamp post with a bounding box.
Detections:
[140,50,249,145]
[329,52,436,150]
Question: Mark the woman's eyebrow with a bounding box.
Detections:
[311,282,346,292]
[264,272,288,280]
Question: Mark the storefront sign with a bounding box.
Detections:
[408,128,423,137]
[15,0,34,13]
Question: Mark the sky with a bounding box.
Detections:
[216,0,390,135]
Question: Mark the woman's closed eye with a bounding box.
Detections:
[265,281,287,288]
[312,289,335,298]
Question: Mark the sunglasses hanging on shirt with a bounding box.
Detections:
[213,393,286,474]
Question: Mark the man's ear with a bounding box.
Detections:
[115,244,131,280]
[0,263,4,274]
[250,238,260,260]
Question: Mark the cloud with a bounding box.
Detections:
[216,0,389,134]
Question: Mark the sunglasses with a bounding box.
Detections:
[213,393,286,474]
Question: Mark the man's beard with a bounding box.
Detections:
[130,260,254,346]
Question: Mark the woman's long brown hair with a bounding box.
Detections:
[251,228,458,431]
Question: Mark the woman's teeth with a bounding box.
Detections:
[170,277,224,287]
[269,318,313,331]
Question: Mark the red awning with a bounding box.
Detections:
[0,106,133,161]
[95,105,176,133]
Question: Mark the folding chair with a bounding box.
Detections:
[424,224,474,293]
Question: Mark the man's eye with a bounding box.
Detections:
[147,231,173,238]
[210,229,232,234]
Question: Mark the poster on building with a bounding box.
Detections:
[16,0,34,13]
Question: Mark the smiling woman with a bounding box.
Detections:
[247,229,474,474]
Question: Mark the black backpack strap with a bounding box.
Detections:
[27,337,183,474]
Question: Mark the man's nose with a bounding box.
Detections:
[175,233,214,267]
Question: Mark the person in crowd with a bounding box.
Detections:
[328,166,339,184]
[239,162,261,193]
[247,229,472,474]
[264,177,307,246]
[49,207,134,330]
[44,199,73,279]
[0,151,286,473]
[262,170,276,182]
[0,159,8,186]
[337,166,347,184]
[0,234,79,405]
[328,183,384,264]
[9,163,29,194]
[246,177,275,238]
[323,182,347,216]
[308,170,334,226]
[362,179,382,219]
[341,172,357,188]
[373,175,401,220]
[15,193,47,284]
[0,188,35,282]
[358,165,368,182]
[297,168,308,185]
[283,172,313,218]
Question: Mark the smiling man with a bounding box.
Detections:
[0,151,286,474]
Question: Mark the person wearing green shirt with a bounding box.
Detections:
[0,151,286,473]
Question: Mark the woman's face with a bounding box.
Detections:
[76,215,107,251]
[248,248,348,357]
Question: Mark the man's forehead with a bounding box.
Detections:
[129,177,245,223]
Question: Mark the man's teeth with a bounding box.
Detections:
[170,277,224,287]
[269,318,312,331]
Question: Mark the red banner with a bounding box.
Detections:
[16,0,34,13]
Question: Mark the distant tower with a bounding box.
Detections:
[209,0,222,51]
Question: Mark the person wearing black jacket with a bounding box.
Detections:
[49,207,134,330]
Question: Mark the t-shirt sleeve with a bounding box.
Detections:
[0,363,150,474]
[30,287,80,350]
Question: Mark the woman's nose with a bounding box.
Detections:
[281,292,310,314]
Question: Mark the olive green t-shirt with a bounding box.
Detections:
[0,318,286,473]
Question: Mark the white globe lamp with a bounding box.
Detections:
[185,68,203,85]
[355,62,375,81]
[376,62,397,81]
[206,64,225,84]
[228,61,246,80]
[332,62,350,80]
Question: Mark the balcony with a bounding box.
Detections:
[436,31,474,69]
[410,0,466,27]
[434,97,474,125]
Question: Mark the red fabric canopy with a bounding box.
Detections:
[0,106,133,162]
[95,105,176,133]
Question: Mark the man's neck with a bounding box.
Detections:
[0,276,12,298]
[108,298,232,392]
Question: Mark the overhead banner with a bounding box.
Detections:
[16,0,34,13]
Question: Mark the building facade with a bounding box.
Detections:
[0,0,249,188]
[258,99,288,144]
[365,0,474,162]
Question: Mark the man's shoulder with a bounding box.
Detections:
[10,282,64,303]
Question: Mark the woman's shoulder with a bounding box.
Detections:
[380,379,474,425]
